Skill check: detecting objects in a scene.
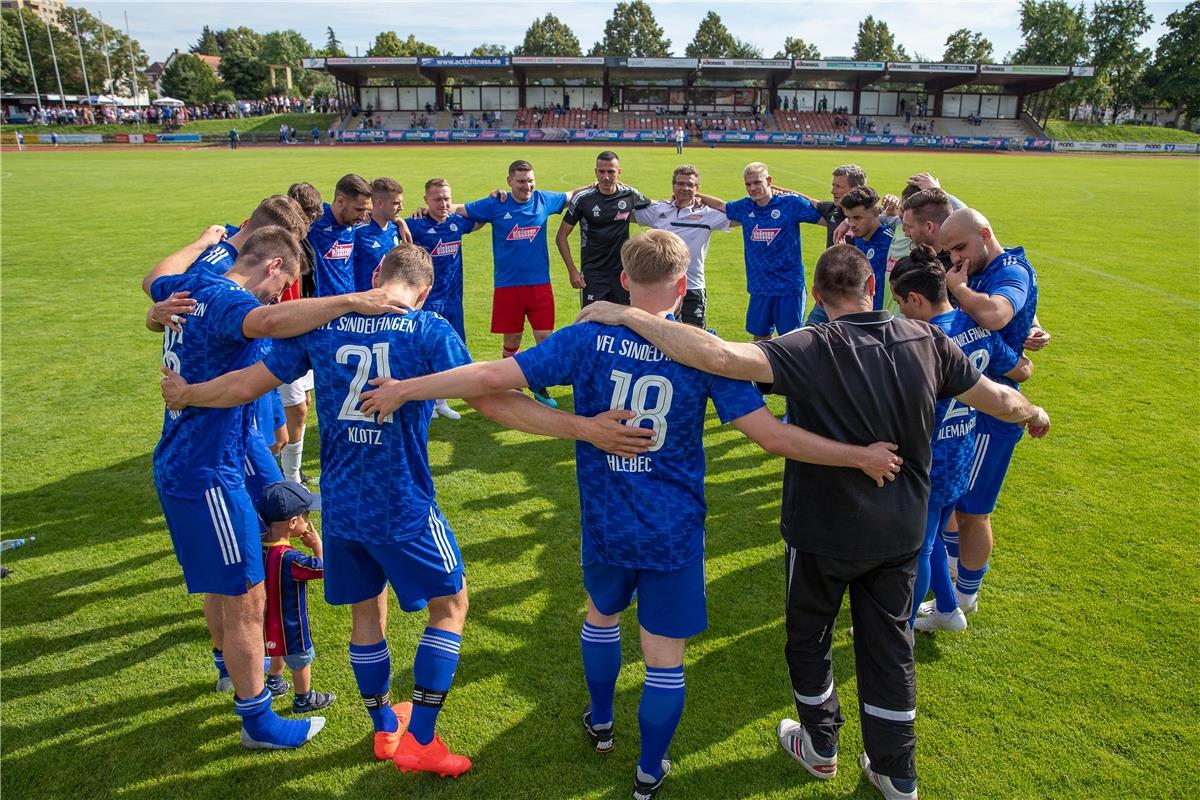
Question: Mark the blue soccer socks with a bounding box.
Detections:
[236,687,323,748]
[213,648,229,680]
[638,665,686,780]
[581,622,622,728]
[409,627,462,745]
[350,640,397,733]
[957,562,989,598]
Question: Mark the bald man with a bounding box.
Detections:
[936,209,1038,615]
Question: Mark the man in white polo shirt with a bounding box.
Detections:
[634,165,731,327]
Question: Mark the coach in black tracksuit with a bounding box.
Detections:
[574,242,1049,792]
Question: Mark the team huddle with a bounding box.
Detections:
[143,152,1049,800]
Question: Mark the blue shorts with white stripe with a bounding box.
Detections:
[322,504,464,610]
[156,481,265,595]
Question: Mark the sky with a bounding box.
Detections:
[76,0,1189,64]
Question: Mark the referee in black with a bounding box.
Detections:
[576,241,1050,798]
[555,150,650,307]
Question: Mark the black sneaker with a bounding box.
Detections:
[633,758,671,800]
[292,690,336,713]
[265,675,291,697]
[582,709,614,753]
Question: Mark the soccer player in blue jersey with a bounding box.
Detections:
[418,159,589,407]
[890,246,1032,633]
[352,177,414,292]
[160,243,658,777]
[408,177,485,420]
[839,186,895,312]
[143,225,411,750]
[309,173,371,297]
[940,208,1040,614]
[357,231,906,800]
[698,162,822,340]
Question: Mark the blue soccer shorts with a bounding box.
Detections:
[156,482,265,596]
[424,300,466,344]
[746,290,806,338]
[805,302,829,326]
[323,505,464,611]
[956,427,1022,515]
[243,425,284,515]
[583,557,707,639]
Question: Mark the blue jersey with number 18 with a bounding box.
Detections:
[514,321,765,571]
[263,310,471,545]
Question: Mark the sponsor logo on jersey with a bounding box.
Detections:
[324,241,354,260]
[614,211,630,221]
[592,205,601,217]
[430,239,461,257]
[506,225,541,241]
[502,212,513,220]
[371,240,381,248]
[750,225,781,245]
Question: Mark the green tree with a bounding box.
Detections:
[513,13,582,56]
[774,36,820,60]
[730,38,763,59]
[685,11,735,58]
[193,25,220,56]
[261,29,316,95]
[367,31,439,57]
[218,49,269,98]
[1,7,148,96]
[590,1,671,57]
[217,26,265,59]
[942,28,994,63]
[160,52,220,103]
[320,26,346,58]
[1088,0,1153,119]
[1012,1,1091,120]
[852,15,909,61]
[1145,1,1200,122]
[470,43,509,56]
[0,12,32,91]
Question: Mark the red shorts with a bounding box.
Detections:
[491,284,555,334]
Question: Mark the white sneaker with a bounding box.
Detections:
[860,753,918,799]
[777,718,837,779]
[955,589,979,616]
[917,599,936,617]
[913,607,968,633]
[434,400,461,421]
[215,676,234,692]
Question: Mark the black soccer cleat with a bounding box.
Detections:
[633,758,671,800]
[582,709,614,753]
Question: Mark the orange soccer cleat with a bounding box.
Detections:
[373,702,413,761]
[392,731,473,778]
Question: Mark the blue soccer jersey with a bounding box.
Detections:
[409,213,475,307]
[853,221,896,310]
[969,246,1038,371]
[151,271,261,496]
[190,240,238,276]
[352,218,401,292]
[928,309,1020,507]
[724,193,822,296]
[262,310,472,544]
[464,191,568,288]
[307,203,357,297]
[514,321,765,571]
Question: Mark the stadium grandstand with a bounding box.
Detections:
[309,55,1094,147]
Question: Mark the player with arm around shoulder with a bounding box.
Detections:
[359,231,904,800]
[160,243,656,777]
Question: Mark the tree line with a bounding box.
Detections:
[2,1,1195,124]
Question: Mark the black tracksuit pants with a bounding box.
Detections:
[784,544,920,779]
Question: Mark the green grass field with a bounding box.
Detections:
[1043,119,1200,143]
[1,145,1198,800]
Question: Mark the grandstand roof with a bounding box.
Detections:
[302,56,1091,94]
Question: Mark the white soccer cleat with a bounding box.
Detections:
[913,608,968,633]
[917,600,937,617]
[955,589,979,616]
[434,400,461,421]
[215,676,234,693]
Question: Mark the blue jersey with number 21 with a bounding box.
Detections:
[514,321,765,571]
[264,310,471,545]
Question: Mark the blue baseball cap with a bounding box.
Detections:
[258,481,320,523]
